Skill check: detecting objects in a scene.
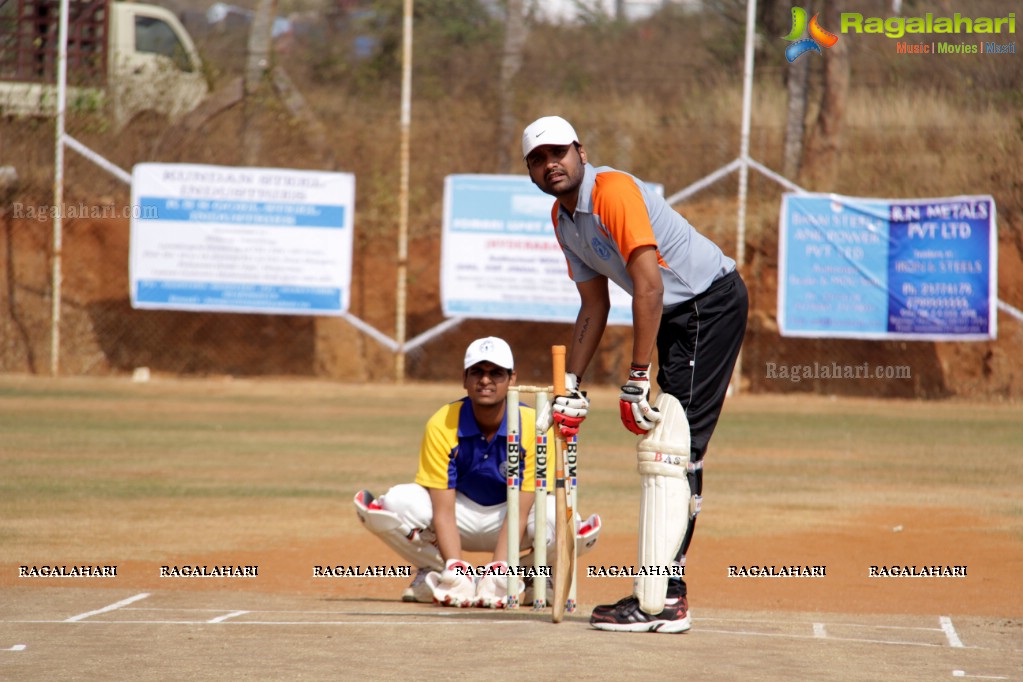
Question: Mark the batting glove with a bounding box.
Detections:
[552,372,588,438]
[619,363,663,435]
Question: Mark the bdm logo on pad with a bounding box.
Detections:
[783,7,839,62]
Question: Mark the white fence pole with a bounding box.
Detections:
[730,0,758,396]
[50,0,71,376]
[395,0,414,382]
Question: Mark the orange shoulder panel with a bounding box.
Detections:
[591,172,657,262]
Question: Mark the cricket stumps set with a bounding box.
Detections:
[505,345,578,622]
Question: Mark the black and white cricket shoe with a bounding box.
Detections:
[589,593,691,633]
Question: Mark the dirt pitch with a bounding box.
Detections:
[1,375,1021,680]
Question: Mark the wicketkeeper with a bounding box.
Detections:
[354,336,601,608]
[524,116,748,633]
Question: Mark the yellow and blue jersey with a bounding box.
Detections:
[415,397,541,507]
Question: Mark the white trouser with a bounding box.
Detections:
[377,482,556,558]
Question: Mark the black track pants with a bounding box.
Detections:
[655,269,748,565]
[656,269,748,461]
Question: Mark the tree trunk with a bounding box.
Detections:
[496,0,526,173]
[803,0,849,187]
[243,0,277,166]
[782,54,809,179]
[757,0,785,45]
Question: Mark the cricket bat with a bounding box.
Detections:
[551,345,576,623]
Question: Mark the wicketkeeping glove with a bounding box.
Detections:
[619,363,663,435]
[474,561,522,609]
[552,372,589,437]
[425,559,477,608]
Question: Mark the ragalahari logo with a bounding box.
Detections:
[783,7,839,62]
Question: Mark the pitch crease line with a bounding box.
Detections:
[36,619,531,626]
[827,623,942,632]
[699,616,943,632]
[940,616,965,648]
[64,593,150,622]
[952,671,1009,680]
[697,628,949,648]
[207,611,250,624]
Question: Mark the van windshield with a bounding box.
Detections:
[135,16,193,73]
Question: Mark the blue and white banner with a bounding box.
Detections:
[441,174,634,324]
[129,164,355,315]
[778,193,997,340]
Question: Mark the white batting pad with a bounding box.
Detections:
[635,393,691,614]
[576,513,602,557]
[353,489,444,572]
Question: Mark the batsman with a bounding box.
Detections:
[524,116,749,633]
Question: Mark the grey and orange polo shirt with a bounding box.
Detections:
[551,164,735,307]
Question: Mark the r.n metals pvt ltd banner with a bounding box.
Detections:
[778,193,996,341]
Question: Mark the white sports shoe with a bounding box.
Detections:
[402,568,432,603]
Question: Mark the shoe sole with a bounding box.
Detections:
[590,614,692,634]
[403,591,434,604]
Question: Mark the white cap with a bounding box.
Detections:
[463,336,514,371]
[522,116,579,159]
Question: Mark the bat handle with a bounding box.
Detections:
[552,345,566,395]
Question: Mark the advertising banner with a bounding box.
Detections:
[441,174,635,324]
[130,164,354,315]
[778,193,996,340]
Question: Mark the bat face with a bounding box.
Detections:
[550,345,577,622]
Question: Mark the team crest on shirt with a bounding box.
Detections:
[591,237,612,260]
[498,461,509,478]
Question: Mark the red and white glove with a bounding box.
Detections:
[552,372,588,438]
[619,364,663,435]
[426,559,477,608]
[474,561,522,609]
